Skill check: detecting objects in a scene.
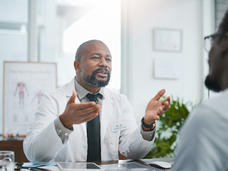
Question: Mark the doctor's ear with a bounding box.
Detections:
[74,61,80,72]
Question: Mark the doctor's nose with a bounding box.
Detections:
[99,57,108,67]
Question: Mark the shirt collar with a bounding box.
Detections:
[74,77,104,101]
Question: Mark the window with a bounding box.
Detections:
[0,0,121,134]
[39,0,121,90]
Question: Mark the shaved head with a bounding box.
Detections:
[75,40,107,61]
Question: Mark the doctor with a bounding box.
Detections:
[23,40,170,162]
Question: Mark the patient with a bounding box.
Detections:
[172,9,228,171]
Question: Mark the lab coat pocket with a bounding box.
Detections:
[105,123,120,159]
[111,124,121,133]
[105,123,121,147]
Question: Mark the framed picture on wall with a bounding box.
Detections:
[153,28,182,52]
[2,61,57,136]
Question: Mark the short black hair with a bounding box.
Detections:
[218,9,228,33]
[75,39,105,61]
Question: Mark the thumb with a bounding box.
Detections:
[67,91,77,104]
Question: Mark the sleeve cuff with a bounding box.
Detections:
[54,117,73,144]
[140,124,156,141]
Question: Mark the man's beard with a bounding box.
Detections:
[85,67,111,87]
[204,75,221,92]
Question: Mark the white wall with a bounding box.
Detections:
[122,0,203,121]
[202,0,215,99]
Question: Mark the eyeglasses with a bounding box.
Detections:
[204,32,225,52]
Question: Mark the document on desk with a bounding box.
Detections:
[57,162,101,170]
[100,161,149,170]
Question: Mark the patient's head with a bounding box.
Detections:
[205,9,228,92]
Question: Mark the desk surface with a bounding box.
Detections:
[20,159,174,171]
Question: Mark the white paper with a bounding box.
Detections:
[154,58,180,79]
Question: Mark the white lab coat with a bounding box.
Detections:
[23,80,154,162]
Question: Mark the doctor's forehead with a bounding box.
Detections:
[78,40,110,56]
[82,41,109,54]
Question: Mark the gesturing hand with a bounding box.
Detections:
[144,89,170,125]
[59,91,101,129]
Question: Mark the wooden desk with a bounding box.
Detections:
[0,139,28,162]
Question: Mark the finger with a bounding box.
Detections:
[165,96,170,103]
[164,100,170,106]
[167,96,170,103]
[77,109,100,122]
[155,115,160,120]
[160,99,170,111]
[95,104,101,113]
[72,102,97,110]
[163,105,170,111]
[152,89,166,101]
[161,100,169,108]
[157,105,168,115]
[83,113,99,122]
[67,91,77,105]
[77,105,101,116]
[157,107,164,115]
[76,112,98,124]
[161,96,170,104]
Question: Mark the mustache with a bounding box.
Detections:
[93,67,110,74]
[204,75,221,92]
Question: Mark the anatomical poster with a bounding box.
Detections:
[3,61,57,136]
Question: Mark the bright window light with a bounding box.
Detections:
[63,0,121,90]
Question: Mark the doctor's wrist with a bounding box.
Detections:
[143,116,156,125]
[141,117,156,131]
[59,114,73,130]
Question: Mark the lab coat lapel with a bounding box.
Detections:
[65,79,75,98]
[64,79,80,103]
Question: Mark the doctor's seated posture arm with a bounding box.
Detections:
[23,40,170,162]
